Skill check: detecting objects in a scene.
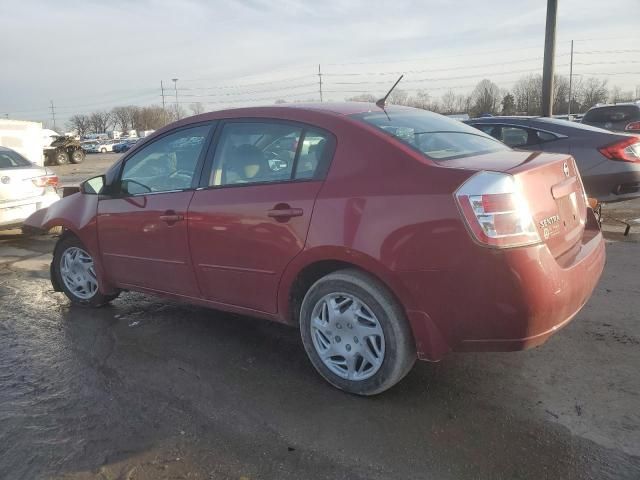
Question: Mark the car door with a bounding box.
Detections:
[188,120,335,313]
[97,123,214,296]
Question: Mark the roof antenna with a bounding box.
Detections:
[376,75,404,109]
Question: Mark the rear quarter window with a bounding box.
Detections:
[352,110,509,162]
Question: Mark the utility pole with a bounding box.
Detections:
[318,64,323,102]
[49,100,57,130]
[172,78,179,120]
[568,39,574,117]
[541,0,558,117]
[160,80,166,111]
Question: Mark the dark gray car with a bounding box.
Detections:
[581,103,640,133]
[464,116,640,203]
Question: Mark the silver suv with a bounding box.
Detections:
[582,102,640,133]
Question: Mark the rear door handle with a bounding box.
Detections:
[159,210,184,224]
[267,207,303,219]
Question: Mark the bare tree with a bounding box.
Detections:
[189,102,205,115]
[89,110,113,133]
[111,106,137,132]
[388,88,408,106]
[133,106,168,130]
[513,74,542,115]
[580,78,608,111]
[346,93,376,103]
[553,75,570,114]
[441,90,457,114]
[406,90,432,110]
[67,114,91,137]
[470,79,501,116]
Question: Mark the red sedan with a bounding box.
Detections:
[25,103,605,395]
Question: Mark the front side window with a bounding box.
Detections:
[353,110,508,162]
[120,124,211,195]
[211,122,314,186]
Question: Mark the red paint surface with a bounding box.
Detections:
[25,104,606,361]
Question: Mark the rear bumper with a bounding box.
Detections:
[0,192,60,229]
[400,211,606,359]
[583,162,640,203]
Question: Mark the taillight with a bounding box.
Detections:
[625,121,640,132]
[32,174,59,188]
[455,171,541,248]
[598,137,640,163]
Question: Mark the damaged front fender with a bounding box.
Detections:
[22,192,118,296]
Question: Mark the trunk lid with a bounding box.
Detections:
[507,152,587,258]
[0,167,46,203]
[448,151,588,258]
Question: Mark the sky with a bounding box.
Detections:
[0,0,638,128]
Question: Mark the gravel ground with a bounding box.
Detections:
[0,153,637,479]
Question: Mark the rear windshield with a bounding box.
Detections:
[351,109,509,161]
[0,149,32,168]
[583,105,639,124]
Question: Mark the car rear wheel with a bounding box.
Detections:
[70,149,85,164]
[100,148,107,153]
[52,235,119,307]
[55,150,69,165]
[300,269,415,395]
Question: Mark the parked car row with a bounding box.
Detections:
[112,137,141,153]
[465,104,640,203]
[82,137,140,154]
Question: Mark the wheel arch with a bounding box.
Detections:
[278,247,451,361]
[278,247,417,328]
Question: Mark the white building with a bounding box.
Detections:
[0,119,45,165]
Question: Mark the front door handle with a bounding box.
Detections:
[159,210,184,224]
[267,206,303,220]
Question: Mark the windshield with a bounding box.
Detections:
[352,109,509,161]
[0,149,32,168]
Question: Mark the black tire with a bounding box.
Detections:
[300,269,416,395]
[55,149,69,165]
[52,234,119,307]
[70,149,85,164]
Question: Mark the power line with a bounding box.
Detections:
[322,55,571,77]
[176,74,315,89]
[175,82,317,97]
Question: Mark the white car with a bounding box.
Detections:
[83,141,117,153]
[0,146,60,230]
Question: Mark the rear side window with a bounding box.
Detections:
[0,150,32,168]
[210,122,332,186]
[352,110,508,162]
[583,106,639,123]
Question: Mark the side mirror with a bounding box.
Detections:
[80,175,106,195]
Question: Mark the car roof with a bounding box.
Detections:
[200,102,414,119]
[587,102,640,111]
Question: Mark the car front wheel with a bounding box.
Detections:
[300,269,415,395]
[52,234,119,307]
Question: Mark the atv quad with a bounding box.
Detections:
[44,136,85,165]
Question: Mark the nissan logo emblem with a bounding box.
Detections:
[0,176,9,184]
[563,162,570,177]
